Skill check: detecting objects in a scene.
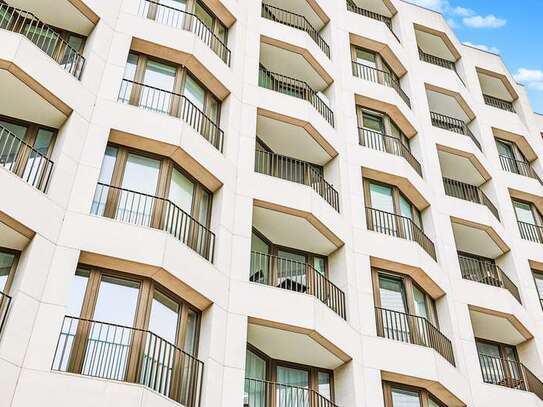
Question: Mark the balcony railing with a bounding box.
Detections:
[518,221,543,245]
[375,307,455,365]
[351,61,411,107]
[366,207,437,260]
[483,95,515,113]
[118,79,224,151]
[244,377,337,407]
[0,2,86,78]
[52,316,203,407]
[138,0,231,65]
[0,291,12,336]
[499,155,542,184]
[258,66,334,127]
[430,111,481,151]
[346,0,397,40]
[254,149,340,211]
[250,251,346,319]
[261,2,330,59]
[442,178,500,220]
[358,128,422,176]
[0,123,54,192]
[458,255,521,303]
[479,354,543,400]
[418,48,455,71]
[92,183,215,261]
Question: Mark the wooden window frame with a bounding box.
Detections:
[475,337,522,387]
[532,270,543,308]
[495,138,528,163]
[512,198,542,226]
[0,247,20,295]
[356,107,410,149]
[194,0,228,44]
[382,381,446,407]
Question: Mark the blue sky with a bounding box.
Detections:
[408,0,543,113]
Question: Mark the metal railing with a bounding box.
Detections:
[118,79,224,152]
[358,128,422,176]
[442,178,500,220]
[458,255,521,303]
[346,0,397,40]
[366,207,436,260]
[479,354,543,400]
[0,123,54,192]
[91,183,215,261]
[375,307,455,365]
[418,48,455,71]
[351,61,410,107]
[430,111,481,151]
[138,0,231,65]
[0,2,85,78]
[483,95,515,113]
[499,155,542,183]
[254,149,340,212]
[249,251,346,319]
[258,66,334,127]
[518,221,543,245]
[52,316,203,407]
[244,377,338,407]
[0,291,12,336]
[261,2,330,58]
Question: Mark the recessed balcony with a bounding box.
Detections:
[443,178,499,220]
[415,25,460,73]
[261,0,330,58]
[477,68,518,113]
[346,0,397,40]
[512,198,543,245]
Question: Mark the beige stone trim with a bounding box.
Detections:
[476,67,519,101]
[450,217,510,254]
[67,0,100,24]
[349,33,407,77]
[468,304,533,341]
[306,0,330,25]
[492,127,537,162]
[413,24,461,61]
[0,214,34,240]
[436,144,491,181]
[355,94,417,137]
[425,83,475,121]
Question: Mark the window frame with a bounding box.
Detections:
[0,247,20,295]
[356,107,410,150]
[512,198,542,226]
[382,381,446,407]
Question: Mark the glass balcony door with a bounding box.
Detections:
[378,275,410,341]
[276,366,310,407]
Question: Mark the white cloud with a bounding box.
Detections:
[463,41,500,54]
[514,69,543,91]
[451,6,475,17]
[463,14,507,28]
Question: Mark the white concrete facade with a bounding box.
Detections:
[1,0,543,406]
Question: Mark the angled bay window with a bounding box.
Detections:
[0,248,18,336]
[382,382,445,407]
[496,138,540,181]
[119,52,224,151]
[244,345,336,407]
[512,199,543,244]
[532,271,543,309]
[92,144,215,260]
[53,266,202,406]
[0,116,55,191]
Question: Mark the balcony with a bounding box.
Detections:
[479,354,543,400]
[0,290,11,336]
[443,178,499,220]
[458,254,520,303]
[346,0,396,39]
[244,377,337,407]
[249,251,346,319]
[484,94,515,113]
[375,307,455,365]
[0,2,86,79]
[258,66,334,127]
[418,48,455,71]
[358,128,421,176]
[351,61,410,107]
[118,79,224,151]
[431,111,481,151]
[261,1,330,58]
[137,0,231,65]
[499,155,542,183]
[254,149,339,211]
[52,316,204,407]
[365,207,436,260]
[91,183,216,261]
[0,123,54,192]
[518,221,543,245]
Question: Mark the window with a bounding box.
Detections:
[194,1,227,45]
[382,382,445,407]
[357,108,410,151]
[512,199,540,226]
[476,339,522,387]
[0,248,18,295]
[533,271,543,309]
[496,139,530,174]
[244,345,334,404]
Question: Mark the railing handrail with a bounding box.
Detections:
[254,149,340,211]
[498,155,542,184]
[0,2,86,78]
[358,127,421,176]
[261,1,330,58]
[139,0,231,65]
[375,306,455,365]
[0,290,12,336]
[351,61,411,107]
[517,220,543,245]
[483,94,515,113]
[258,66,335,127]
[346,0,396,37]
[418,47,455,70]
[430,111,481,150]
[442,177,500,220]
[365,206,436,260]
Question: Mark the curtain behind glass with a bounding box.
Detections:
[244,350,267,407]
[391,387,421,407]
[276,366,309,407]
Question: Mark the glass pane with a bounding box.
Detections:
[244,349,267,407]
[277,250,307,292]
[91,146,118,216]
[250,233,270,284]
[120,53,139,103]
[195,2,214,30]
[251,232,269,254]
[496,140,515,159]
[391,388,421,407]
[198,189,211,225]
[513,201,536,225]
[429,398,440,407]
[369,183,394,212]
[22,129,54,184]
[399,195,412,220]
[93,276,140,326]
[534,274,543,300]
[216,22,227,43]
[66,269,89,317]
[207,96,219,123]
[116,153,160,225]
[184,75,205,111]
[148,290,180,344]
[0,121,28,171]
[60,35,83,71]
[477,341,506,384]
[23,24,58,57]
[276,366,309,405]
[356,48,377,68]
[379,275,406,313]
[318,371,331,400]
[160,0,187,10]
[0,120,28,140]
[168,168,194,214]
[412,286,428,318]
[314,257,326,276]
[183,308,198,355]
[363,112,383,132]
[141,60,176,113]
[245,349,266,379]
[0,251,15,293]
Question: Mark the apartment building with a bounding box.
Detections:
[2,0,543,406]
